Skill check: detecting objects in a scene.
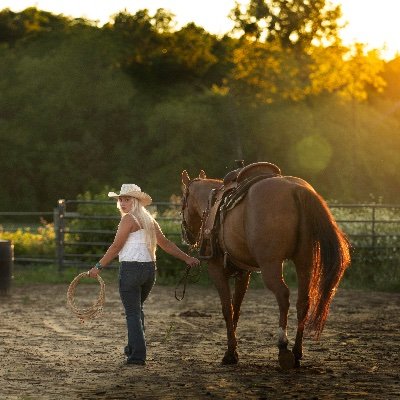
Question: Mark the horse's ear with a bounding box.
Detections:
[182,170,191,187]
[199,170,206,179]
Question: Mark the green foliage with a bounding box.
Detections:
[227,39,385,105]
[0,221,55,257]
[154,220,193,280]
[107,10,224,88]
[62,190,189,275]
[0,26,137,210]
[230,0,343,49]
[66,189,119,261]
[331,205,400,291]
[379,57,400,102]
[0,7,73,46]
[0,4,399,212]
[3,197,399,291]
[138,93,236,199]
[12,264,118,285]
[342,248,400,292]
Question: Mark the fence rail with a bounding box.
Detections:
[1,201,399,268]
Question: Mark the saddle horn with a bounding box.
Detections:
[235,160,245,168]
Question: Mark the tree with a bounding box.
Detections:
[379,57,400,102]
[228,39,311,103]
[107,11,222,88]
[0,27,138,209]
[0,7,74,46]
[159,23,219,82]
[106,9,172,84]
[310,44,385,101]
[230,0,342,50]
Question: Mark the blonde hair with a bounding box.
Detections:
[117,198,157,260]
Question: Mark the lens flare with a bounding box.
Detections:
[294,135,333,173]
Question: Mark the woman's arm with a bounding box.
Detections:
[88,214,138,277]
[154,222,200,267]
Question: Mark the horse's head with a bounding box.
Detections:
[181,169,221,246]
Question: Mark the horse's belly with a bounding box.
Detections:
[221,203,258,268]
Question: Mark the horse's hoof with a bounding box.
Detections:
[222,350,239,365]
[278,349,296,370]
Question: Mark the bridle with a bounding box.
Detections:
[176,178,203,301]
[180,178,202,249]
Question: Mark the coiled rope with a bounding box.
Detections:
[67,272,105,323]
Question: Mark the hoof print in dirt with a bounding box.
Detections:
[179,310,211,317]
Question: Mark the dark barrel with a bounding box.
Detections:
[0,240,13,295]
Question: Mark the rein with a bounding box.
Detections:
[181,178,216,252]
[180,178,202,247]
[176,177,213,300]
[174,263,202,301]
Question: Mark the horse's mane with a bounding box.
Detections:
[204,178,223,184]
[194,177,222,184]
[190,177,222,190]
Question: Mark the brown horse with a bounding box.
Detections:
[181,167,350,369]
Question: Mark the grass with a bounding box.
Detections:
[8,256,400,293]
[8,261,293,291]
[11,264,118,285]
[10,263,212,287]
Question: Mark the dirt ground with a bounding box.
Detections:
[0,280,399,400]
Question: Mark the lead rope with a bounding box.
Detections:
[67,272,106,323]
[174,264,202,301]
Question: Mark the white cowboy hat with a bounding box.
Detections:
[108,184,152,206]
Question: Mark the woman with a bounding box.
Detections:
[88,183,200,366]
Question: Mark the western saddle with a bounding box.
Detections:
[197,161,281,270]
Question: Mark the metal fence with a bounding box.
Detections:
[1,201,399,268]
[330,204,400,248]
[0,210,55,264]
[329,204,400,266]
[54,199,182,269]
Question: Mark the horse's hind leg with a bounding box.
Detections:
[261,261,296,370]
[291,258,312,367]
[292,289,309,367]
[208,261,239,365]
[232,271,251,331]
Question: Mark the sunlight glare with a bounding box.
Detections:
[332,0,400,60]
[1,0,400,60]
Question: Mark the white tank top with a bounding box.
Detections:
[118,229,154,262]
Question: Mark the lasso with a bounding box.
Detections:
[67,272,105,323]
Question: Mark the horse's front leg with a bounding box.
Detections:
[208,261,238,365]
[232,271,251,331]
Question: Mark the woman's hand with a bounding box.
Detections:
[154,222,201,267]
[185,256,200,268]
[88,267,100,278]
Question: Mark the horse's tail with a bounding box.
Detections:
[294,187,351,339]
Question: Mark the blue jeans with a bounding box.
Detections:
[119,261,156,362]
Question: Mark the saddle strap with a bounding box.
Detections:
[197,188,226,259]
[223,173,279,212]
[223,251,260,272]
[219,173,281,271]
